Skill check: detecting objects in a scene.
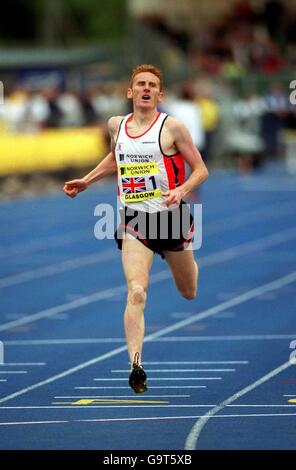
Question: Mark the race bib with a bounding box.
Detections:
[118,163,162,202]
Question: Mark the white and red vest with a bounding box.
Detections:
[115,112,185,213]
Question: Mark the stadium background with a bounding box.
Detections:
[0,0,296,196]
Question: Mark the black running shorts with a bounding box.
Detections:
[114,200,194,258]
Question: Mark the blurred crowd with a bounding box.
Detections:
[0,82,127,133]
[1,75,296,172]
[143,0,296,78]
[162,78,296,172]
[1,0,296,175]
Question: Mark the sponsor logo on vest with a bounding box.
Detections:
[119,162,158,177]
[125,155,152,163]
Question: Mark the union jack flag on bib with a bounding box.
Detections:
[122,177,146,193]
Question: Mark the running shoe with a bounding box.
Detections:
[129,352,147,393]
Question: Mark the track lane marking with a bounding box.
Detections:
[0,269,296,404]
[93,378,222,381]
[74,386,207,389]
[0,404,296,409]
[1,225,296,331]
[111,369,235,373]
[5,335,296,346]
[185,360,292,449]
[1,413,296,426]
[1,211,296,288]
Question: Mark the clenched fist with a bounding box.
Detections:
[63,179,88,198]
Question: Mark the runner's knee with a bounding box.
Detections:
[128,286,146,306]
[181,263,198,300]
[180,286,197,300]
[178,278,197,300]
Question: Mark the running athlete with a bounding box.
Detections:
[63,64,208,393]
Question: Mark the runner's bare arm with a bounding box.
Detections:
[161,117,208,206]
[80,116,122,185]
[63,116,122,198]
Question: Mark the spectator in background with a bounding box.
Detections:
[261,82,289,159]
[23,90,50,132]
[43,88,63,128]
[0,85,28,133]
[164,82,205,202]
[91,82,128,122]
[79,91,99,126]
[194,80,220,164]
[214,82,265,173]
[263,0,287,47]
[164,82,204,152]
[57,91,84,128]
[232,91,266,171]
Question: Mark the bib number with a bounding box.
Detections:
[119,163,161,202]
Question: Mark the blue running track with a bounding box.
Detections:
[0,163,296,451]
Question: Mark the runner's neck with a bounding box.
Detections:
[130,109,159,129]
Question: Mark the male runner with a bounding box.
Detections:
[63,64,208,393]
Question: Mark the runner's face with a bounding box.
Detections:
[127,72,163,110]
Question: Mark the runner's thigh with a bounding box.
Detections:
[122,236,154,288]
[163,247,198,291]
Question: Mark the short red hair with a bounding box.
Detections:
[130,64,163,90]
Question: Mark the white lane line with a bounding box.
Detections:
[74,386,207,390]
[6,335,296,346]
[0,420,68,426]
[54,395,190,399]
[205,201,296,235]
[1,405,296,410]
[2,224,296,293]
[197,226,296,270]
[185,360,292,450]
[0,371,27,374]
[0,284,128,333]
[153,334,296,342]
[0,270,296,405]
[144,361,248,365]
[1,224,296,333]
[283,395,296,397]
[0,380,7,382]
[9,197,296,253]
[0,406,215,409]
[77,413,296,423]
[111,369,235,373]
[242,183,296,191]
[0,363,46,366]
[0,344,129,404]
[93,378,222,381]
[0,231,90,260]
[0,414,296,427]
[0,250,118,289]
[225,404,296,407]
[4,339,126,345]
[1,199,293,259]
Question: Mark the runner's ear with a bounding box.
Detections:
[158,91,164,103]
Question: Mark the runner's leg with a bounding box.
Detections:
[163,246,198,300]
[122,236,154,365]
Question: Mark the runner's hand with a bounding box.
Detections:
[63,179,88,198]
[161,188,184,207]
